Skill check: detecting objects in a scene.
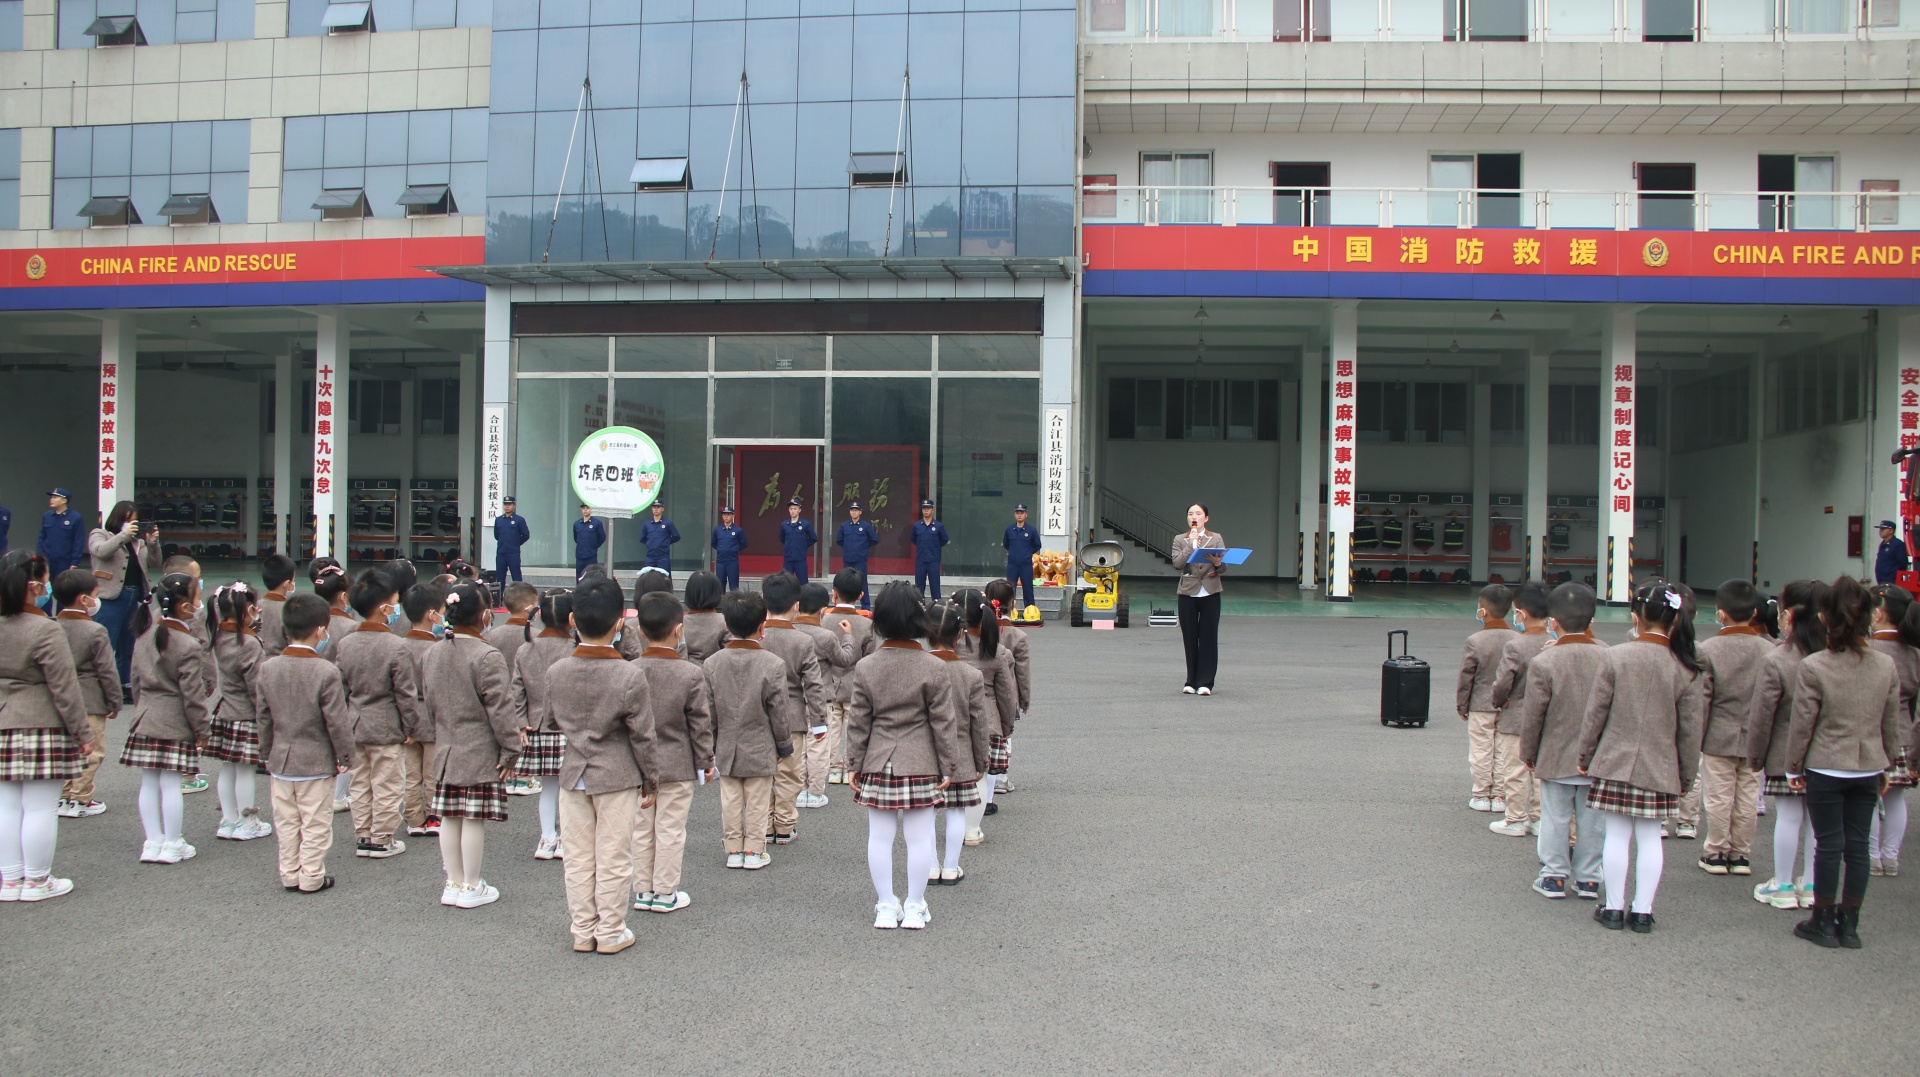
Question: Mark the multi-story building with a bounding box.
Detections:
[1,1,1916,600]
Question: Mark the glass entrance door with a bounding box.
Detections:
[713,441,826,581]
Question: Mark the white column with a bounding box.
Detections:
[97,315,136,518]
[1525,347,1549,581]
[312,312,342,561]
[1042,276,1077,545]
[1599,306,1635,605]
[273,348,294,555]
[245,373,262,558]
[1751,351,1767,584]
[1296,345,1323,588]
[1470,375,1491,582]
[1327,301,1359,601]
[479,286,511,566]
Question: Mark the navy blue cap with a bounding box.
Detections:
[721,506,735,514]
[47,487,72,499]
[502,494,515,504]
[920,499,934,508]
[848,501,864,510]
[1013,503,1028,512]
[788,497,803,506]
[1881,520,1899,530]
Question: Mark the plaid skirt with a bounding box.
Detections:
[517,730,565,777]
[0,728,84,783]
[987,734,1011,776]
[431,781,508,822]
[852,767,946,811]
[1888,767,1917,789]
[120,733,200,774]
[1587,777,1680,819]
[1763,774,1804,798]
[943,778,983,808]
[204,718,260,765]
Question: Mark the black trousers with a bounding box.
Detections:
[1178,592,1221,689]
[1806,770,1880,903]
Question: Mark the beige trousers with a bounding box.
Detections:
[401,740,436,826]
[826,701,850,772]
[1677,768,1703,826]
[770,737,801,833]
[560,787,638,947]
[801,729,832,796]
[1493,731,1537,823]
[1701,753,1760,857]
[719,775,772,855]
[1466,710,1500,797]
[349,742,406,844]
[62,714,109,801]
[631,779,694,894]
[271,777,335,891]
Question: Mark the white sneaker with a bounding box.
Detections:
[453,880,500,908]
[1468,797,1494,812]
[506,777,541,796]
[798,791,829,808]
[1490,798,1506,814]
[634,890,656,910]
[900,899,929,929]
[534,836,560,860]
[726,853,745,869]
[365,838,406,859]
[1674,822,1698,840]
[234,816,273,840]
[1181,686,1197,695]
[69,799,106,818]
[156,839,196,863]
[1196,687,1211,697]
[1489,818,1529,837]
[741,852,771,870]
[997,778,1014,793]
[55,798,78,818]
[552,839,564,860]
[216,819,240,840]
[0,879,19,901]
[139,840,163,863]
[652,890,691,913]
[873,900,902,929]
[441,882,461,906]
[963,828,985,846]
[331,798,352,813]
[18,876,74,902]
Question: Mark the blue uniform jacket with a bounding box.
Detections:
[37,508,86,570]
[779,518,818,560]
[1877,535,1910,584]
[911,519,948,563]
[492,513,530,556]
[712,524,747,559]
[639,518,681,565]
[1004,523,1041,566]
[834,519,880,564]
[573,517,608,560]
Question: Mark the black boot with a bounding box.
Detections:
[1793,905,1839,948]
[1835,904,1862,949]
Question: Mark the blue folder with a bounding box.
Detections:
[1186,547,1252,565]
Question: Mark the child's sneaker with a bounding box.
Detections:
[1489,798,1506,814]
[180,775,209,794]
[1754,880,1798,909]
[1796,882,1815,908]
[216,819,240,840]
[900,899,930,929]
[355,838,377,857]
[797,791,828,808]
[0,878,20,901]
[1871,858,1885,876]
[452,880,500,909]
[409,815,442,836]
[874,900,902,929]
[138,840,163,863]
[1728,856,1752,876]
[534,836,560,860]
[1697,853,1730,874]
[1572,880,1601,900]
[234,812,272,840]
[551,839,564,859]
[741,852,771,870]
[597,928,636,955]
[364,839,405,859]
[963,828,985,846]
[19,876,74,902]
[827,768,847,785]
[1674,822,1698,839]
[1531,876,1567,899]
[155,839,196,863]
[726,853,745,869]
[634,891,656,910]
[652,890,691,913]
[54,798,76,818]
[1489,818,1529,837]
[1885,858,1900,877]
[440,881,461,906]
[1467,797,1493,812]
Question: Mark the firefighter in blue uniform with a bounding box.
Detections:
[779,497,818,583]
[492,494,530,583]
[910,498,949,600]
[1003,502,1041,610]
[37,488,87,576]
[834,500,880,609]
[572,503,607,579]
[638,501,681,582]
[712,506,747,590]
[1876,519,1909,585]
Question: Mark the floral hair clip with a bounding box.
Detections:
[1665,590,1683,610]
[445,591,462,605]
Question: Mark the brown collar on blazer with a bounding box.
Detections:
[571,644,623,660]
[281,644,324,659]
[1874,629,1902,640]
[163,619,194,636]
[219,620,256,636]
[405,629,438,641]
[1634,631,1670,645]
[640,646,679,659]
[765,618,795,631]
[1480,617,1507,630]
[353,620,390,634]
[1554,631,1598,645]
[1521,625,1548,635]
[723,639,764,650]
[263,591,287,603]
[537,627,569,639]
[1720,625,1763,636]
[57,609,93,622]
[930,648,961,662]
[881,639,923,651]
[795,614,821,626]
[451,626,485,639]
[506,615,529,626]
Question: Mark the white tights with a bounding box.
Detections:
[437,817,487,888]
[1870,788,1908,861]
[137,768,184,843]
[1602,812,1665,914]
[0,780,62,880]
[537,782,559,842]
[1772,795,1816,887]
[866,807,936,906]
[940,807,967,870]
[964,776,996,835]
[215,761,256,823]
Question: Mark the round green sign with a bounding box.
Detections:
[570,426,664,516]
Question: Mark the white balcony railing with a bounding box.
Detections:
[1084,0,1920,44]
[1080,185,1920,232]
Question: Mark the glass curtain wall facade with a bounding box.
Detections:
[512,334,1040,577]
[484,0,1078,264]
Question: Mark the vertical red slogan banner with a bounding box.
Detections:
[312,361,339,558]
[1607,358,1636,596]
[98,362,122,504]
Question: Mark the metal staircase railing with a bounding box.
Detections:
[1099,488,1178,565]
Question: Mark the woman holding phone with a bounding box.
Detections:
[1171,503,1226,696]
[88,500,161,697]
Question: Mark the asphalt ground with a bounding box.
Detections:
[5,615,1917,1074]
